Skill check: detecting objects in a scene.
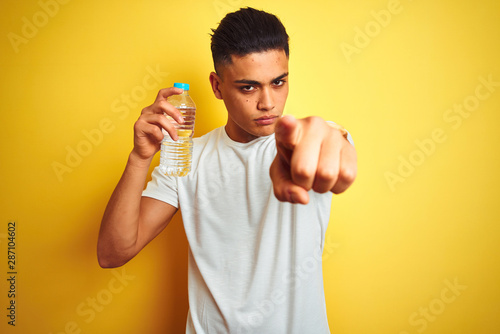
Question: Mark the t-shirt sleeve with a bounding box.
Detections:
[142,166,179,208]
[346,130,355,147]
[326,120,355,147]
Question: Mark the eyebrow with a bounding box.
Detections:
[234,72,289,85]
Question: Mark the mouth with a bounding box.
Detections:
[254,115,279,126]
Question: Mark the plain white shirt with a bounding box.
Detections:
[143,126,335,333]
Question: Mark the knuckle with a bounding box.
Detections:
[293,165,315,183]
[330,128,344,141]
[133,119,144,131]
[153,126,164,140]
[157,88,169,97]
[141,106,151,115]
[157,100,169,111]
[316,167,337,184]
[312,185,328,194]
[339,165,357,185]
[304,116,324,127]
[312,181,329,194]
[312,168,337,193]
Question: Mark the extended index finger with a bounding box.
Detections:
[275,115,301,151]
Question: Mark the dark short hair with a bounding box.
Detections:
[210,7,289,73]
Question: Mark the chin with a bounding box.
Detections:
[255,125,276,137]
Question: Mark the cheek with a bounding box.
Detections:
[277,91,289,106]
[225,97,251,118]
[233,96,253,108]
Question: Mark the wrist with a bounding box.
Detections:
[128,150,154,170]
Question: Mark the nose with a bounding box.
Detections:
[257,87,275,111]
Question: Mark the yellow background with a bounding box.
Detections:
[1,0,499,333]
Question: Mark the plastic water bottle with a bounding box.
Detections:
[159,83,196,176]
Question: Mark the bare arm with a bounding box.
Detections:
[97,87,185,268]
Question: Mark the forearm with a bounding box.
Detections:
[97,87,185,267]
[97,151,152,267]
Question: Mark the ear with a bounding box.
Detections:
[209,72,223,100]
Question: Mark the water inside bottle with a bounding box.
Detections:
[160,107,196,176]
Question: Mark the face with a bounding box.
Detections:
[209,49,289,143]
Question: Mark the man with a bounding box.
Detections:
[98,7,357,334]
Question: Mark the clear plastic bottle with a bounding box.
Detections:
[159,83,196,176]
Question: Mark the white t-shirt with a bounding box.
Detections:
[143,126,334,334]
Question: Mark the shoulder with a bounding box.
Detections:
[189,127,224,171]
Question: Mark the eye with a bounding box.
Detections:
[273,79,286,87]
[240,85,255,92]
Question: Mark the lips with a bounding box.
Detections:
[255,115,278,125]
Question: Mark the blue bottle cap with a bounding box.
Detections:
[174,82,190,90]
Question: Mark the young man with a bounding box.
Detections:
[98,7,357,334]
